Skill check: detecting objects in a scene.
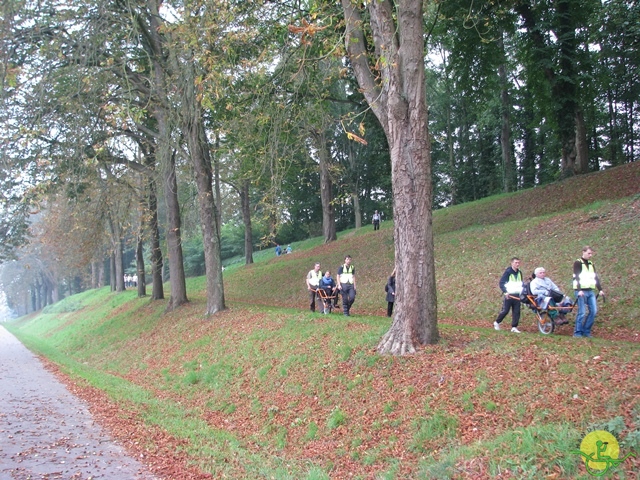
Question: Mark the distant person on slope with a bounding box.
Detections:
[372,210,381,230]
[493,257,524,333]
[385,268,396,317]
[572,246,604,338]
[337,255,356,316]
[275,244,282,256]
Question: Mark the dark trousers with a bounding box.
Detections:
[309,289,319,312]
[341,284,355,314]
[325,288,339,307]
[373,220,380,230]
[495,296,521,327]
[387,302,394,317]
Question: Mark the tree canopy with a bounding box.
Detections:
[1,0,637,337]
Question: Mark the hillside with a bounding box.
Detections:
[6,162,640,479]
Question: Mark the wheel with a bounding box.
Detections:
[537,311,555,335]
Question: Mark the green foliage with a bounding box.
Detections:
[326,408,347,430]
[410,411,458,453]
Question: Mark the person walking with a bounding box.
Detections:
[305,262,323,312]
[337,255,356,316]
[494,257,524,333]
[573,246,604,338]
[372,210,381,230]
[385,268,396,317]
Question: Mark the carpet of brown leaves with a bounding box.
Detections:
[43,308,639,479]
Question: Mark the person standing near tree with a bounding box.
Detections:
[385,268,396,317]
[337,255,356,316]
[573,246,604,338]
[493,257,524,333]
[372,210,381,230]
[305,262,323,312]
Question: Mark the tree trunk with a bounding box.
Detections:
[347,142,362,228]
[30,284,37,312]
[163,149,189,309]
[107,215,125,292]
[91,260,99,289]
[181,62,225,316]
[136,229,146,298]
[213,133,223,235]
[240,179,254,265]
[445,84,457,204]
[342,0,438,354]
[147,171,164,300]
[497,34,515,192]
[146,0,187,310]
[316,132,337,243]
[110,253,116,291]
[575,108,589,174]
[517,0,580,179]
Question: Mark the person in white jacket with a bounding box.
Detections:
[530,267,569,325]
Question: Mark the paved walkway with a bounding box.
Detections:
[0,325,157,480]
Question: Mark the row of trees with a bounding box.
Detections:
[1,0,638,353]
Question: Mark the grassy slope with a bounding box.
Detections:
[6,162,640,479]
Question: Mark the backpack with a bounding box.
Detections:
[520,280,533,305]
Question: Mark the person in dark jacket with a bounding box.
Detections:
[319,270,338,313]
[493,257,524,333]
[385,268,396,317]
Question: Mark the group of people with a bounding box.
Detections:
[275,244,292,256]
[124,273,138,288]
[494,246,604,337]
[305,256,397,318]
[306,256,358,316]
[301,245,604,337]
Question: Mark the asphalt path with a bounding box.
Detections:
[0,325,157,480]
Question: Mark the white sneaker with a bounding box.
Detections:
[493,321,501,331]
[511,327,521,333]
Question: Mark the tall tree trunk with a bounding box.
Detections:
[107,215,125,292]
[347,142,362,228]
[35,278,42,310]
[147,171,164,300]
[315,132,337,243]
[91,260,99,289]
[109,253,116,291]
[497,35,515,192]
[30,284,36,312]
[146,0,187,310]
[136,230,146,298]
[575,108,589,174]
[213,133,223,235]
[180,60,225,316]
[517,0,581,178]
[240,179,254,265]
[342,0,438,354]
[521,99,536,188]
[163,149,189,309]
[445,92,457,204]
